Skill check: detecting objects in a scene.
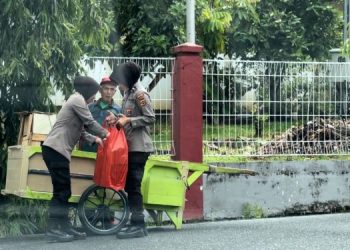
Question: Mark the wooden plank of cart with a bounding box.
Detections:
[1,112,256,235]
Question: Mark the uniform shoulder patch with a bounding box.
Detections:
[136,92,147,107]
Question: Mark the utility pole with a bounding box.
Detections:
[186,0,195,43]
[344,0,350,43]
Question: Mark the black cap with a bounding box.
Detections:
[73,76,100,101]
[110,62,141,89]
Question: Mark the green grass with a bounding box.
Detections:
[152,123,171,151]
[152,121,301,151]
[150,154,350,163]
[203,121,301,140]
[153,121,301,142]
[151,120,350,162]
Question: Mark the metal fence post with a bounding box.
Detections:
[172,43,204,220]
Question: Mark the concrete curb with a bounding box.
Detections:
[203,160,350,219]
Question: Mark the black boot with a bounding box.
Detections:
[116,224,148,239]
[46,229,74,243]
[64,227,87,240]
[61,221,87,240]
[46,219,74,243]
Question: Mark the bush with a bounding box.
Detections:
[0,196,48,237]
[242,203,265,219]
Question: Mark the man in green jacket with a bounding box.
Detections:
[80,76,122,152]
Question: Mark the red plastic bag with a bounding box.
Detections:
[93,126,128,191]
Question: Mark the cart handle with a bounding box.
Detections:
[208,165,256,176]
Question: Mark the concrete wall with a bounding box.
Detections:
[203,160,350,220]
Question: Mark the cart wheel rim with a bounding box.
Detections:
[78,185,128,235]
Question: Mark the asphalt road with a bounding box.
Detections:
[1,213,350,250]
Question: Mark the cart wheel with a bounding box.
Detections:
[78,185,129,235]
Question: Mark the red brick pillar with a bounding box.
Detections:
[172,43,203,220]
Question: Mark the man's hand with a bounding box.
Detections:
[95,137,104,148]
[116,114,131,129]
[105,131,110,138]
[105,111,117,126]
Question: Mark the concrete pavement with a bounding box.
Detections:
[1,213,350,250]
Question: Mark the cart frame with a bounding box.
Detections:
[2,145,255,234]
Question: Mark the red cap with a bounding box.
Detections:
[100,76,116,85]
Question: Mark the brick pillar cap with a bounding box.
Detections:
[172,43,203,54]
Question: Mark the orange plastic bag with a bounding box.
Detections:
[93,126,128,191]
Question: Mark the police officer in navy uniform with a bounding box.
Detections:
[109,62,155,239]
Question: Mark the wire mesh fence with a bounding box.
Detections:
[203,59,350,157]
[82,57,350,157]
[82,57,174,155]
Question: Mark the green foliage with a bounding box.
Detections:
[291,0,342,60]
[197,0,258,57]
[0,197,48,237]
[228,0,342,60]
[114,0,186,57]
[242,203,265,219]
[113,0,258,57]
[112,0,342,121]
[224,0,342,117]
[131,27,169,56]
[112,0,340,59]
[81,0,117,56]
[0,0,112,189]
[198,1,233,55]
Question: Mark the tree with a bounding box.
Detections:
[112,0,341,59]
[227,0,342,61]
[197,0,258,57]
[225,0,342,119]
[113,0,258,57]
[0,0,112,189]
[114,0,186,57]
[112,0,342,125]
